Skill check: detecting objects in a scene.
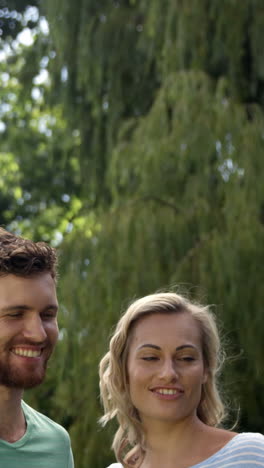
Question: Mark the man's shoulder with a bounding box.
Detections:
[22,400,70,441]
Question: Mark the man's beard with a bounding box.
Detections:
[0,353,50,389]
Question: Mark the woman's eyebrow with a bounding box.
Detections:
[138,344,161,350]
[137,344,197,351]
[176,344,197,351]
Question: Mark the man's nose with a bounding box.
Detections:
[22,314,47,342]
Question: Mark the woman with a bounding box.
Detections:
[99,292,264,467]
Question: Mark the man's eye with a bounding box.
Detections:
[7,312,22,318]
[42,312,56,319]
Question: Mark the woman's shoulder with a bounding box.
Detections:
[233,432,264,446]
[195,432,264,468]
[218,432,264,465]
[105,464,123,468]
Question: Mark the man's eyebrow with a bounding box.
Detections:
[1,304,58,313]
[43,305,58,311]
[1,305,31,312]
[137,344,197,351]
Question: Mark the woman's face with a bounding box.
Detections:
[126,312,207,428]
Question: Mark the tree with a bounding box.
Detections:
[52,71,264,467]
[0,0,39,39]
[41,0,264,206]
[0,2,85,242]
[2,1,264,467]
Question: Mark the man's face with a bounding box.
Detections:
[0,273,59,389]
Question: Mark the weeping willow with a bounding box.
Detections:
[28,1,264,467]
[41,0,264,201]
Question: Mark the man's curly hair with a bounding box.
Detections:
[0,227,58,279]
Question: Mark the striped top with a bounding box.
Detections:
[106,432,264,467]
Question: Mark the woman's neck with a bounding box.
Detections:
[140,417,229,468]
[148,417,201,457]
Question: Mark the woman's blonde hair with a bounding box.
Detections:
[99,292,226,466]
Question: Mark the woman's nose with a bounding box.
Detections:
[159,359,179,381]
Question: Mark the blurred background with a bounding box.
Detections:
[1,0,264,466]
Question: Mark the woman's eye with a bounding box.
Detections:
[181,357,195,362]
[142,356,158,361]
[7,312,23,318]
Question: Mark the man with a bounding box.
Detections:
[0,227,74,467]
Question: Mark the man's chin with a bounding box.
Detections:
[16,375,46,389]
[0,369,46,389]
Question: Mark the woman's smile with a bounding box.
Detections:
[150,386,184,400]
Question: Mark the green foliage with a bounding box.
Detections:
[39,0,264,209]
[30,72,264,467]
[41,0,162,202]
[0,17,84,242]
[1,1,264,467]
[0,0,40,39]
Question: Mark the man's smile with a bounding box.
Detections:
[11,347,42,358]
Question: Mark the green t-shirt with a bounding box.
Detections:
[0,400,74,468]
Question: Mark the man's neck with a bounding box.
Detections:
[0,386,26,443]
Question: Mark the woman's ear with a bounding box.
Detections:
[202,368,208,384]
